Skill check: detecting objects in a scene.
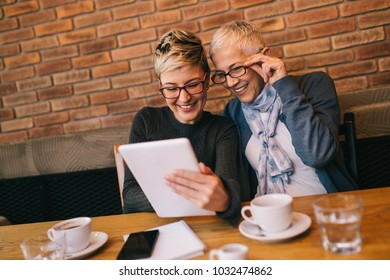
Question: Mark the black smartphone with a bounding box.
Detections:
[116,229,159,260]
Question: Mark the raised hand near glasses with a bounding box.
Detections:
[244,48,287,85]
[165,162,229,212]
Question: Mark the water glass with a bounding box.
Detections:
[312,194,363,254]
[20,232,66,260]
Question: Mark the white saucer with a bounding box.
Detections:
[66,231,108,260]
[239,212,311,242]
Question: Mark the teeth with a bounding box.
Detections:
[235,85,247,92]
[179,104,193,109]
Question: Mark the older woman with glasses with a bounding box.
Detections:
[210,20,358,200]
[122,29,247,225]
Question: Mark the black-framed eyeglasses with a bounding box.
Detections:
[159,75,207,99]
[211,65,248,84]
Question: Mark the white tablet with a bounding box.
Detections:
[118,138,215,218]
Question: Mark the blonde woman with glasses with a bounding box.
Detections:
[122,29,247,225]
[210,20,358,200]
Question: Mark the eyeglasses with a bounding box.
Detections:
[159,76,207,99]
[211,65,248,84]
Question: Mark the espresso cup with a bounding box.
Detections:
[209,243,248,260]
[241,194,293,232]
[48,217,92,254]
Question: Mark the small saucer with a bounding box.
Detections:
[66,231,108,260]
[239,212,311,242]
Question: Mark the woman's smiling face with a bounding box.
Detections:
[212,47,265,104]
[159,64,208,124]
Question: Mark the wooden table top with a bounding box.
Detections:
[1,187,389,260]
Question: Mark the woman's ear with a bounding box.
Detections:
[261,47,271,56]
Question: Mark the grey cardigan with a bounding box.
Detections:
[223,72,358,200]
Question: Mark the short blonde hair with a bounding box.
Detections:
[154,29,210,78]
[209,20,266,60]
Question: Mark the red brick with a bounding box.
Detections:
[112,71,151,89]
[307,18,355,39]
[245,0,293,20]
[118,28,157,47]
[140,10,182,28]
[156,0,197,10]
[0,43,20,57]
[113,1,155,19]
[231,0,272,9]
[19,9,56,27]
[368,72,390,87]
[263,29,305,46]
[40,0,75,9]
[208,84,231,99]
[379,57,390,72]
[22,36,59,52]
[130,56,154,71]
[306,50,354,68]
[254,17,285,33]
[41,46,78,61]
[1,66,34,83]
[183,0,228,20]
[74,10,112,28]
[358,10,390,29]
[53,69,90,85]
[0,131,28,144]
[340,0,390,17]
[35,19,73,37]
[0,108,14,121]
[92,61,129,78]
[79,37,117,55]
[73,79,110,95]
[111,43,151,61]
[128,83,160,99]
[63,118,101,134]
[108,99,147,115]
[3,1,39,17]
[16,76,52,92]
[328,60,377,79]
[0,18,18,32]
[28,125,63,139]
[287,6,338,28]
[332,27,385,50]
[38,85,73,100]
[158,21,200,37]
[73,52,111,69]
[2,91,37,107]
[90,89,128,105]
[4,52,40,69]
[36,59,72,76]
[334,76,368,94]
[205,99,227,114]
[284,57,305,72]
[355,42,390,60]
[200,11,243,31]
[15,102,51,118]
[1,117,33,132]
[95,0,136,10]
[0,83,17,95]
[58,28,97,45]
[0,28,34,44]
[56,1,94,18]
[284,38,330,57]
[51,96,89,112]
[69,105,108,120]
[146,95,167,107]
[294,0,343,11]
[101,113,134,129]
[98,18,139,38]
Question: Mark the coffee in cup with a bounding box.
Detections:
[48,217,92,254]
[241,194,293,232]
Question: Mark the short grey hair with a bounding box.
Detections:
[209,20,266,60]
[154,29,210,78]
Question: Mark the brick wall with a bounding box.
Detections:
[0,0,389,145]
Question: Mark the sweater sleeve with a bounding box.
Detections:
[273,72,340,168]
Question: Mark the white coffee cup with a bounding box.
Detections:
[47,217,92,254]
[209,243,248,260]
[241,194,293,232]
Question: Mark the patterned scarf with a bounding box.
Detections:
[242,84,293,195]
